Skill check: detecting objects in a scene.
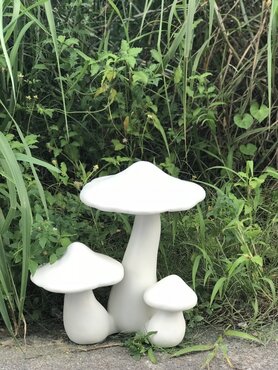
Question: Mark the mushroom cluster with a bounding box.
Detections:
[80,161,205,333]
[31,161,205,347]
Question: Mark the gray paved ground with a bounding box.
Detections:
[0,323,277,369]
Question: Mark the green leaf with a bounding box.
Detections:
[192,254,202,290]
[95,84,109,97]
[210,277,227,305]
[174,65,183,84]
[239,144,257,156]
[251,255,263,267]
[151,49,162,63]
[15,153,61,173]
[249,177,265,189]
[234,114,254,129]
[264,166,278,179]
[261,277,276,302]
[28,260,38,275]
[90,62,100,77]
[147,113,169,155]
[250,102,269,123]
[49,254,57,264]
[33,63,48,70]
[186,85,194,97]
[224,330,262,344]
[132,71,148,84]
[112,139,125,151]
[125,56,136,68]
[147,348,157,364]
[36,104,54,118]
[128,47,143,58]
[171,344,214,357]
[39,236,47,248]
[228,255,248,277]
[120,39,129,52]
[60,237,71,248]
[57,35,66,43]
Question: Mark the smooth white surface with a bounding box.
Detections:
[108,214,161,332]
[31,242,124,293]
[64,291,114,344]
[144,310,186,347]
[144,274,197,311]
[80,161,206,215]
[31,242,124,344]
[80,161,205,334]
[143,275,197,347]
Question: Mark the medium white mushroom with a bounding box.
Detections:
[143,274,197,347]
[80,161,205,332]
[30,242,124,344]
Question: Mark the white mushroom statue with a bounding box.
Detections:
[80,161,205,332]
[31,242,124,344]
[143,274,197,347]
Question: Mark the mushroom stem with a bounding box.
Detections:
[64,290,114,344]
[108,214,161,332]
[145,310,186,347]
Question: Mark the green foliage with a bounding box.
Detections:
[123,331,161,364]
[0,130,59,335]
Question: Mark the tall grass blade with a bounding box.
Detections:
[0,100,50,219]
[184,0,197,59]
[107,0,129,41]
[0,2,16,101]
[171,344,215,357]
[139,0,154,36]
[3,0,20,41]
[192,254,202,290]
[20,1,49,34]
[210,276,227,305]
[167,0,178,48]
[208,0,215,37]
[0,133,32,321]
[10,21,34,67]
[0,289,14,336]
[267,0,278,124]
[15,153,61,173]
[44,0,69,138]
[224,330,262,344]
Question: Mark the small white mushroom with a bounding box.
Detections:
[30,242,124,344]
[143,275,197,347]
[80,161,205,332]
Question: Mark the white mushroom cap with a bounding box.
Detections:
[143,275,197,311]
[80,161,205,215]
[31,242,124,294]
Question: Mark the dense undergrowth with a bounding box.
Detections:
[0,0,277,337]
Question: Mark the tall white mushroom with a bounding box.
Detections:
[31,242,124,344]
[80,161,205,332]
[143,274,197,347]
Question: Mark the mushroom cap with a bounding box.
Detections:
[80,161,205,215]
[31,242,124,294]
[143,275,197,311]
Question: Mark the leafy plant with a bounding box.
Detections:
[123,331,160,364]
[0,129,59,335]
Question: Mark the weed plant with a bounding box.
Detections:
[0,0,277,335]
